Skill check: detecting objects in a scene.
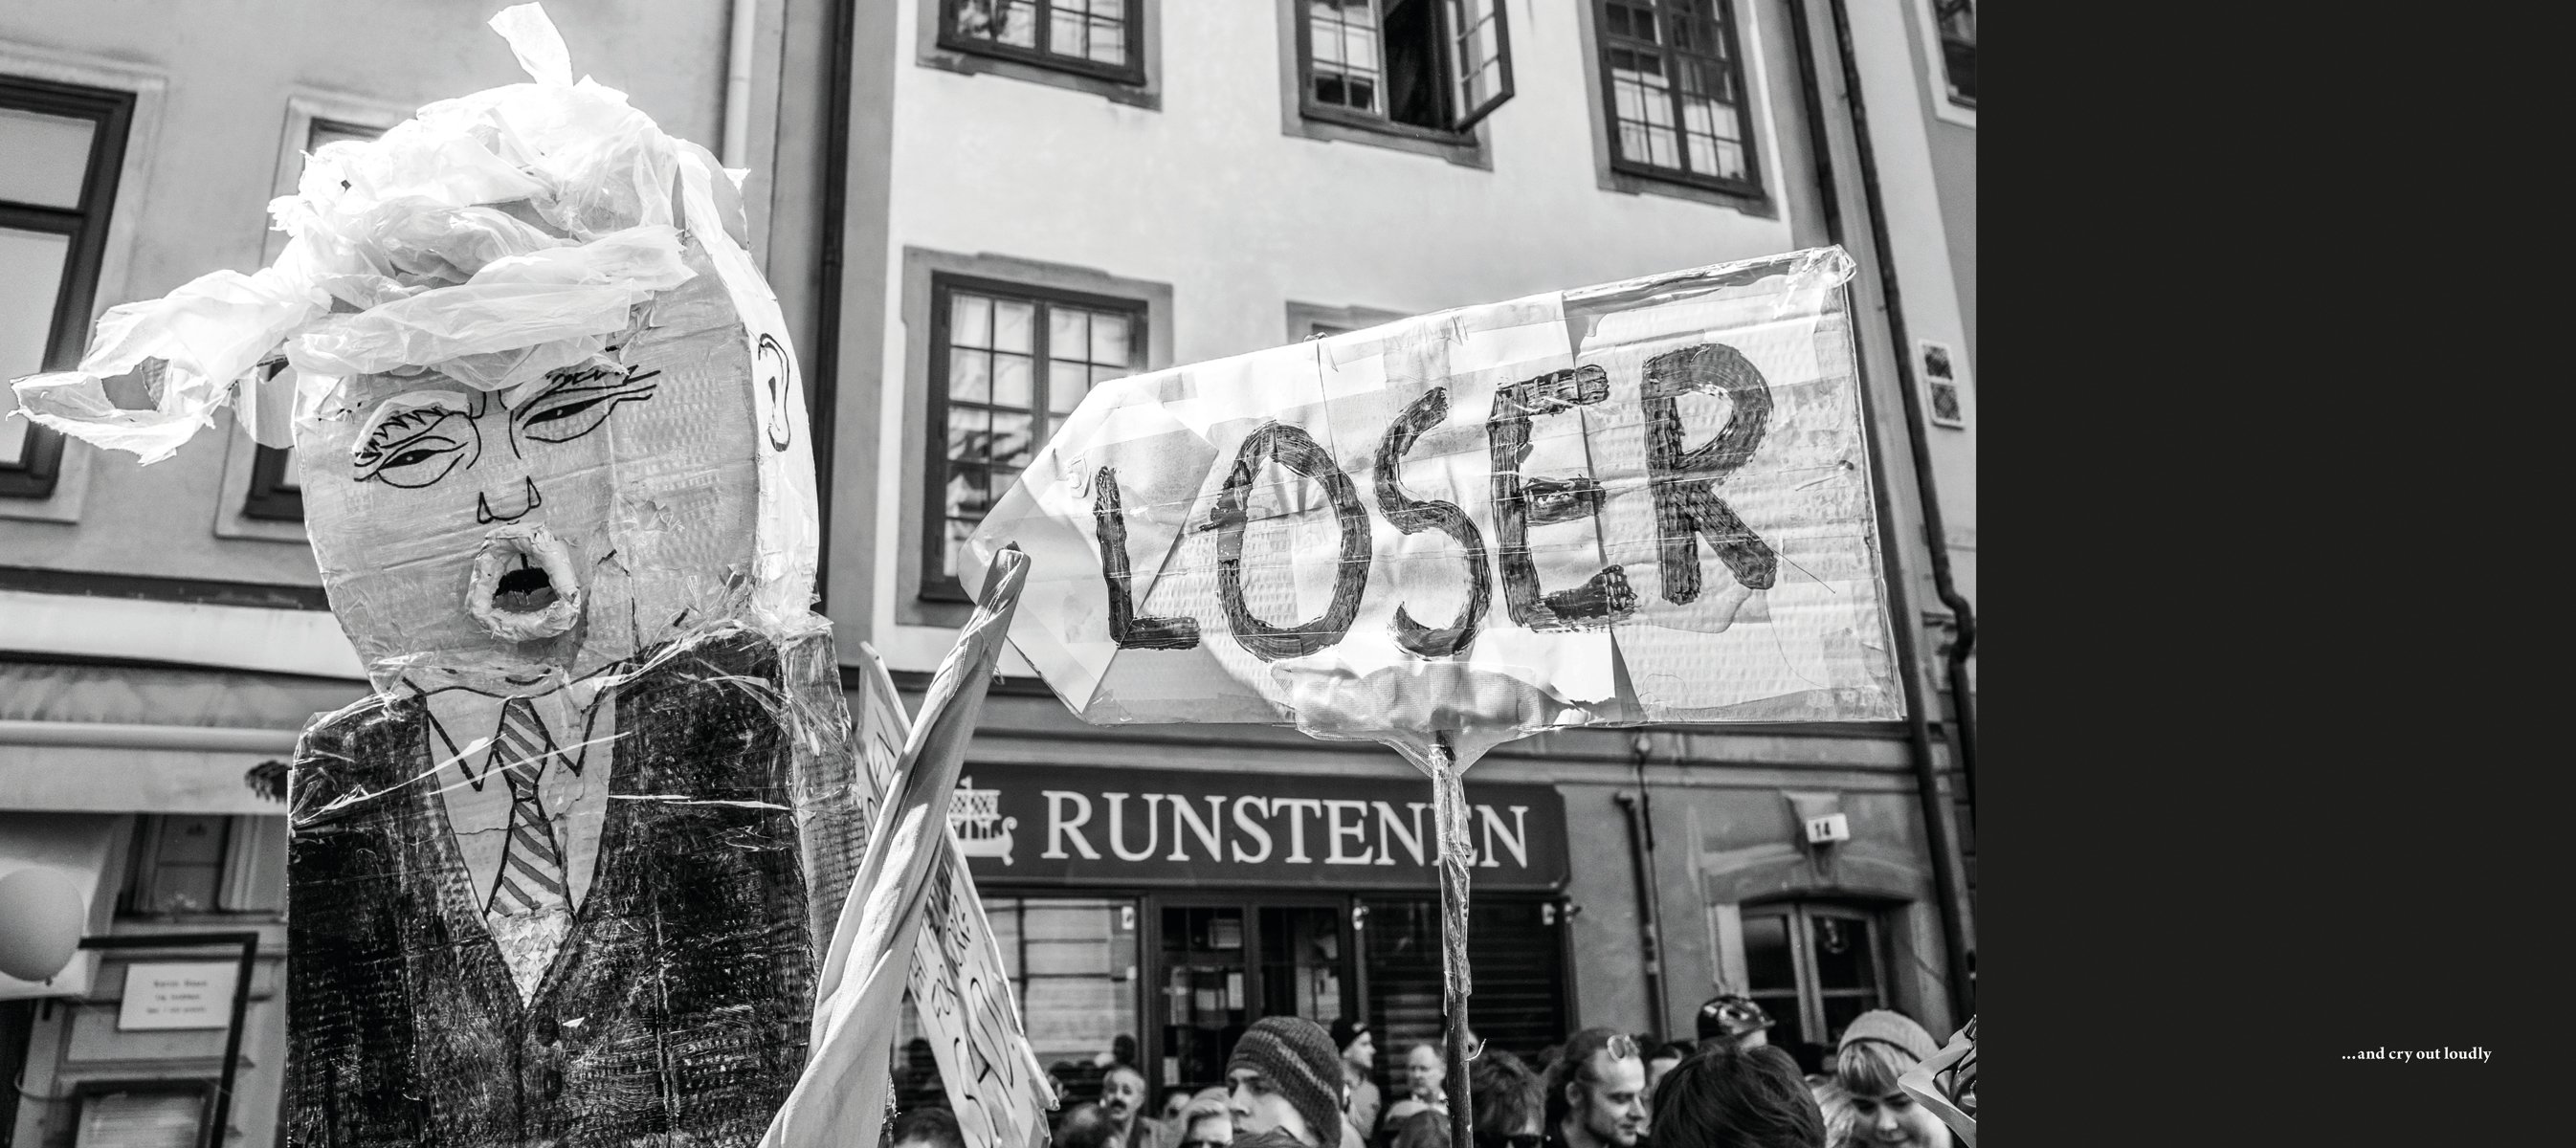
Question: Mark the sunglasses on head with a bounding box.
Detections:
[1603,1034,1640,1059]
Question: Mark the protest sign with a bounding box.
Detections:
[848,646,1057,1148]
[961,246,1899,771]
[961,248,1899,1148]
[766,549,1032,1148]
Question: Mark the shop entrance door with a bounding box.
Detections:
[1150,895,1354,1096]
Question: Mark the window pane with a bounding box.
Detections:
[1808,914,1877,991]
[1750,991,1804,1056]
[1742,910,1796,991]
[0,106,96,210]
[1049,362,1088,416]
[989,410,1033,467]
[948,408,990,465]
[1050,308,1088,362]
[1308,0,1386,114]
[993,299,1034,353]
[955,0,1040,49]
[944,468,988,521]
[992,353,1033,409]
[1090,312,1131,365]
[1820,992,1877,1047]
[0,228,72,380]
[953,293,993,348]
[949,348,991,404]
[1088,19,1128,66]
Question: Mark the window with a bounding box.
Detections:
[240,117,385,522]
[1741,902,1888,1065]
[1,76,133,499]
[988,896,1141,1106]
[1935,0,1975,106]
[1359,896,1565,1087]
[1296,0,1515,138]
[120,814,285,916]
[942,0,1146,85]
[1594,0,1761,193]
[924,276,1144,598]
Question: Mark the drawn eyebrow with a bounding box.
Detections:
[353,389,473,457]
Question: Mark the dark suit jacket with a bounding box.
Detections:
[286,629,823,1147]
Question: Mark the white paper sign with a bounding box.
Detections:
[117,961,238,1031]
[966,248,1902,768]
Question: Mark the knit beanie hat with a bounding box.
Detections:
[1329,1018,1370,1054]
[1229,1017,1345,1148]
[1836,1009,1940,1065]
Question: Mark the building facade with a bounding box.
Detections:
[0,1,1972,1144]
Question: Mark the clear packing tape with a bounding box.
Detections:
[9,3,743,464]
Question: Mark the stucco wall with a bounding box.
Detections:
[860,0,1816,671]
[0,0,734,586]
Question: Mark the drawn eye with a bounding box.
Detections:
[522,388,651,444]
[361,434,468,488]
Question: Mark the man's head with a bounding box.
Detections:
[1330,1018,1375,1071]
[1054,1104,1120,1148]
[1101,1064,1148,1131]
[1543,1028,1647,1148]
[1177,1094,1233,1148]
[1225,1016,1345,1148]
[1647,1044,1824,1148]
[1401,1044,1444,1101]
[892,1107,967,1148]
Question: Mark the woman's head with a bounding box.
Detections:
[1832,1012,1948,1148]
[1648,1044,1823,1148]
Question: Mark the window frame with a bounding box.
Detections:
[1742,900,1891,1051]
[229,107,399,531]
[1592,0,1767,198]
[1912,0,1976,127]
[920,272,1149,603]
[0,75,135,500]
[936,0,1149,87]
[1290,0,1515,146]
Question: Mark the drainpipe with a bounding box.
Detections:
[1612,784,1667,1037]
[720,0,761,167]
[1816,0,1979,813]
[1792,0,1975,1022]
[803,0,858,611]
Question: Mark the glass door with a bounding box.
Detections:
[1158,904,1250,1094]
[1256,904,1350,1027]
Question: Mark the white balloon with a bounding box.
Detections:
[0,866,86,982]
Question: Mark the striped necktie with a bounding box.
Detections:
[483,695,571,921]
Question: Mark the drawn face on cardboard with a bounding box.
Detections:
[295,244,762,677]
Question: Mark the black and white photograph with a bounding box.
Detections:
[32,3,2483,1147]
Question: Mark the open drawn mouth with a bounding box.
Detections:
[493,563,559,612]
[468,525,583,642]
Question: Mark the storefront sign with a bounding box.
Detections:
[116,961,238,1031]
[951,763,1566,891]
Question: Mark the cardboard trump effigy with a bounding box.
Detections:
[8,8,960,1145]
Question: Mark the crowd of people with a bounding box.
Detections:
[890,1001,1974,1148]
